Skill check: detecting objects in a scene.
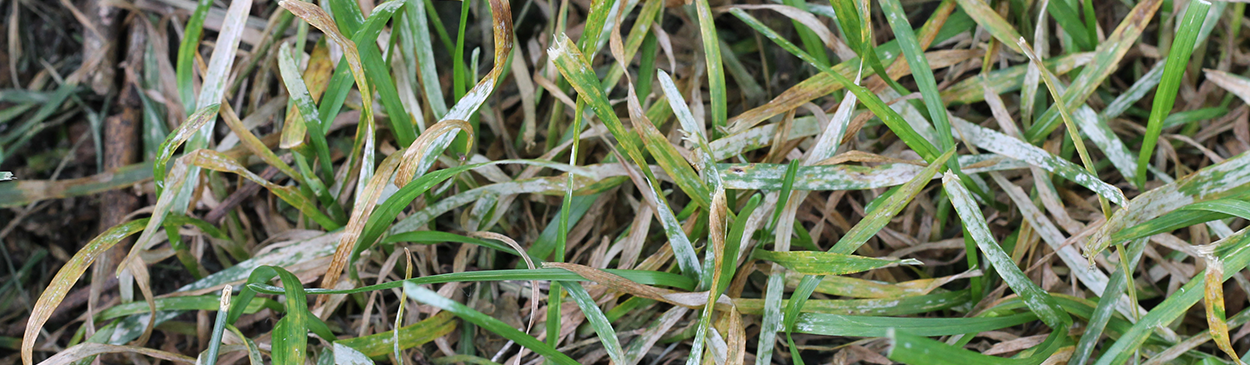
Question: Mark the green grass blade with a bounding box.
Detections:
[402,0,447,118]
[730,3,967,131]
[722,194,761,290]
[452,0,470,100]
[336,312,456,358]
[327,0,366,34]
[353,0,415,146]
[248,269,696,295]
[658,70,722,190]
[95,296,278,322]
[152,105,220,196]
[795,311,1037,337]
[201,286,232,365]
[1070,238,1146,365]
[261,267,313,365]
[549,33,703,279]
[563,282,626,364]
[879,0,955,152]
[782,0,831,67]
[1045,0,1094,50]
[383,230,522,257]
[174,0,213,112]
[1137,0,1209,188]
[888,329,1067,365]
[1111,199,1250,243]
[1086,151,1250,258]
[752,250,920,276]
[403,283,579,365]
[693,0,726,137]
[826,0,910,100]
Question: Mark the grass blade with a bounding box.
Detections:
[888,329,1068,365]
[693,0,726,136]
[201,286,231,365]
[403,283,579,365]
[1094,228,1250,365]
[276,42,333,182]
[951,116,1126,206]
[1086,151,1250,258]
[729,9,942,162]
[549,33,703,280]
[1135,0,1210,187]
[752,250,920,276]
[173,0,212,112]
[22,219,147,365]
[782,149,955,334]
[795,311,1037,337]
[336,312,456,357]
[945,172,1071,328]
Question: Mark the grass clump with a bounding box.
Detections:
[6,0,1250,364]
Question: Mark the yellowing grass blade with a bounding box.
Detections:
[23,219,148,365]
[1198,253,1244,364]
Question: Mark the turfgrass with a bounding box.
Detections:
[5,0,1250,364]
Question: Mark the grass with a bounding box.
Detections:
[6,0,1250,364]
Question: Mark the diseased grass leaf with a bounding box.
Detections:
[945,172,1071,328]
[751,250,920,276]
[336,312,456,357]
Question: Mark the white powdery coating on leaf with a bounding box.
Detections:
[712,117,821,160]
[197,0,252,108]
[988,173,1157,328]
[1074,105,1137,186]
[334,343,375,365]
[719,155,1028,191]
[951,115,1127,205]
